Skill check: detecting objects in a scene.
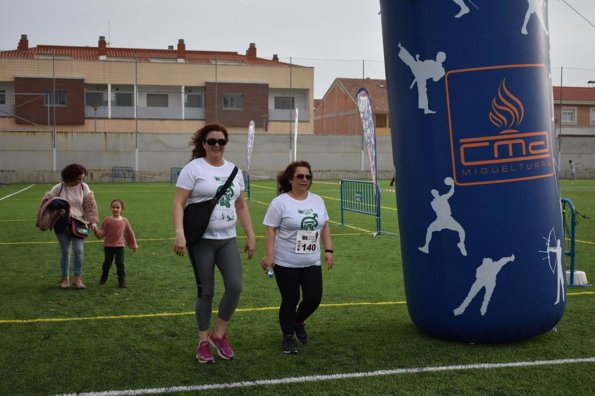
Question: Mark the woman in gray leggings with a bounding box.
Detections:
[173,123,256,364]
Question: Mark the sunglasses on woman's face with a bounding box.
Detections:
[206,138,228,146]
[294,173,312,180]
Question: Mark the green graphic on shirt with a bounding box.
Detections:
[216,182,234,208]
[301,213,318,230]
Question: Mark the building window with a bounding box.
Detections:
[561,107,576,124]
[147,93,169,107]
[223,93,243,109]
[85,92,105,107]
[43,90,67,106]
[186,93,203,108]
[591,107,595,125]
[0,90,5,105]
[274,96,295,110]
[375,113,387,128]
[115,92,133,107]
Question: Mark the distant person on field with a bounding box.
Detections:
[173,123,256,364]
[261,161,335,354]
[39,163,99,289]
[94,199,138,288]
[568,160,576,181]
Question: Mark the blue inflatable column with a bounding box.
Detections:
[379,0,564,342]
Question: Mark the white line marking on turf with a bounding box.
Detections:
[0,184,35,201]
[56,357,595,396]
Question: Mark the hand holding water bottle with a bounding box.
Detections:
[261,256,274,278]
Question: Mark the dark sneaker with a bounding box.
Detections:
[118,278,127,288]
[294,322,308,344]
[209,334,234,360]
[196,341,214,364]
[99,272,108,285]
[282,335,298,354]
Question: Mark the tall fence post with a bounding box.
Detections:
[561,198,577,286]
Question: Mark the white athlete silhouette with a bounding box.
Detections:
[546,238,565,305]
[521,0,548,36]
[397,42,446,114]
[452,0,470,18]
[453,254,515,316]
[419,177,467,256]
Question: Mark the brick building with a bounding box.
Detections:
[314,78,390,136]
[0,35,314,135]
[554,86,595,135]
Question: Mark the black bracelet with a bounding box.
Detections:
[325,249,334,253]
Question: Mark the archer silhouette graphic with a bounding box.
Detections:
[397,42,446,114]
[453,254,515,316]
[419,177,467,256]
[521,0,548,36]
[540,237,566,305]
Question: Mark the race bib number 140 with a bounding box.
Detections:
[295,230,320,253]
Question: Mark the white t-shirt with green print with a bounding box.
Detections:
[263,192,329,268]
[176,158,244,240]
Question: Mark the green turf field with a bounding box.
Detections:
[0,179,593,395]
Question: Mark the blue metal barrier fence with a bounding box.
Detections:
[340,179,385,236]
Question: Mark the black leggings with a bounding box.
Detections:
[274,265,322,336]
[102,246,125,279]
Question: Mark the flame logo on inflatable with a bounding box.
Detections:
[488,78,525,134]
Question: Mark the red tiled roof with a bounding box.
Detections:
[334,78,389,112]
[0,44,296,67]
[553,86,595,102]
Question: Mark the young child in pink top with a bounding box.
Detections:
[94,199,138,288]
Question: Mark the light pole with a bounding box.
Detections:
[92,104,99,133]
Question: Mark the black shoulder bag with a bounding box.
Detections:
[183,166,238,248]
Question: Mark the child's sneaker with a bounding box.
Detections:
[118,278,127,288]
[208,334,234,360]
[294,322,308,344]
[196,341,214,364]
[282,335,298,354]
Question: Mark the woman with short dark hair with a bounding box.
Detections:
[44,163,99,288]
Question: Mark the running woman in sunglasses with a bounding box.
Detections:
[173,123,256,364]
[261,161,335,354]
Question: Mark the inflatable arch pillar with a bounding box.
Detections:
[379,0,565,342]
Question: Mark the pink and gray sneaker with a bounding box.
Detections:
[208,334,234,360]
[196,341,214,364]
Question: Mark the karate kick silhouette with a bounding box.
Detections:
[397,42,446,114]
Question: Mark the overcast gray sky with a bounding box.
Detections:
[1,0,594,98]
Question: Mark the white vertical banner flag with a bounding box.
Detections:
[293,108,299,161]
[356,88,377,186]
[246,120,255,171]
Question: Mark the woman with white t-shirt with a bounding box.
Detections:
[173,123,256,364]
[261,161,335,354]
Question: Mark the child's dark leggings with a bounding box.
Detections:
[274,264,322,336]
[103,246,126,279]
